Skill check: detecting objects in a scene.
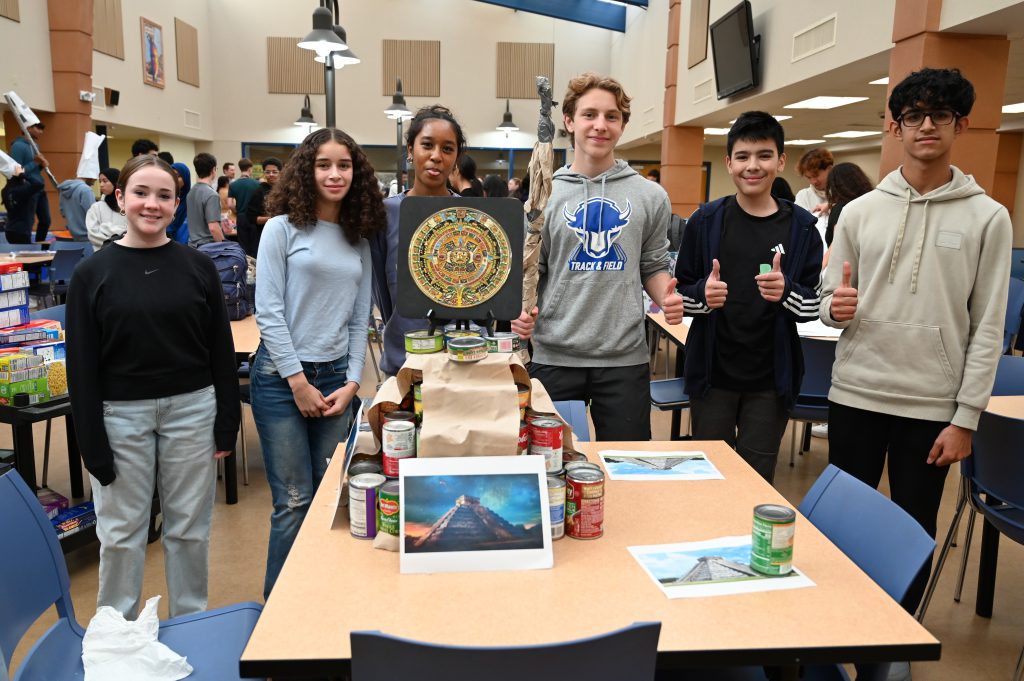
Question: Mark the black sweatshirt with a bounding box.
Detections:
[66,240,240,485]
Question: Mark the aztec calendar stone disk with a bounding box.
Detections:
[407,206,512,308]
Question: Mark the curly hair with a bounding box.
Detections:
[825,162,874,208]
[796,148,834,176]
[266,128,385,244]
[562,73,632,125]
[888,68,975,122]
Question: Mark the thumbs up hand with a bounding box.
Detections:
[830,261,859,322]
[661,276,684,325]
[755,251,785,303]
[705,259,728,309]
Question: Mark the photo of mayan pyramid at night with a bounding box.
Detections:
[404,474,545,554]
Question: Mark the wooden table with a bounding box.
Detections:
[230,316,260,356]
[5,252,54,267]
[240,441,940,679]
[984,394,1024,418]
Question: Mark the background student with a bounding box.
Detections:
[820,68,1011,625]
[84,166,128,249]
[187,152,225,246]
[529,73,682,441]
[67,154,239,619]
[676,111,823,483]
[252,128,384,598]
[244,157,282,258]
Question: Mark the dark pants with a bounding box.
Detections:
[33,191,51,242]
[5,231,32,244]
[828,401,950,613]
[528,363,651,441]
[690,388,789,483]
[236,215,256,257]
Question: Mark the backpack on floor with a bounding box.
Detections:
[198,241,251,320]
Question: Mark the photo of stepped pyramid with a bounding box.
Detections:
[404,474,545,554]
[600,450,723,480]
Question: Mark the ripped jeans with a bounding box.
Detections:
[251,344,353,599]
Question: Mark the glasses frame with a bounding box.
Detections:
[897,108,960,127]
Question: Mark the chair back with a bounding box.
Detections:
[0,244,42,253]
[1004,277,1024,353]
[50,240,92,256]
[971,411,1024,506]
[0,470,80,670]
[351,621,661,681]
[29,303,66,326]
[48,247,86,284]
[798,464,935,602]
[1012,248,1024,281]
[992,355,1024,396]
[553,400,590,442]
[796,337,836,402]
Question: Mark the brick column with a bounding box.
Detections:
[880,0,1009,195]
[660,0,704,218]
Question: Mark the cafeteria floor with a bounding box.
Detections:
[7,341,1023,680]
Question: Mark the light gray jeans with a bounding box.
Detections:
[90,385,218,619]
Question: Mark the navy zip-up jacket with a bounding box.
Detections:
[675,196,823,407]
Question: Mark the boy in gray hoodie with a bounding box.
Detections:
[820,68,1011,619]
[529,73,683,440]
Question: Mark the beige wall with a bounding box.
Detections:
[91,0,215,141]
[673,0,896,126]
[609,0,671,147]
[0,2,56,114]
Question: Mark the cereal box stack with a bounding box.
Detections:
[0,262,67,407]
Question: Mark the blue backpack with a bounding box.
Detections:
[198,241,251,320]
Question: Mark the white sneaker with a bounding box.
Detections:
[886,662,911,681]
[811,424,829,438]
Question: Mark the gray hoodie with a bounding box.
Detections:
[532,160,671,367]
[820,166,1012,430]
[58,179,96,241]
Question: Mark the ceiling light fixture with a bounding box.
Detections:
[823,130,881,138]
[869,77,889,85]
[784,96,868,110]
[704,128,730,135]
[1002,102,1024,114]
[728,115,792,124]
[785,139,826,146]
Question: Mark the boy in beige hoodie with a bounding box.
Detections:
[820,68,1011,626]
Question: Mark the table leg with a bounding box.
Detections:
[64,413,84,499]
[223,451,238,505]
[975,514,999,618]
[12,423,37,491]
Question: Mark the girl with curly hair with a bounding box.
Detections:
[252,127,385,597]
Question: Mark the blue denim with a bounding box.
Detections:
[251,344,353,599]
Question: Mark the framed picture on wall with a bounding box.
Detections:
[140,17,165,89]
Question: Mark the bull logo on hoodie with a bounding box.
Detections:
[562,197,631,271]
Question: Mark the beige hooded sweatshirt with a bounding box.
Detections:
[820,166,1011,431]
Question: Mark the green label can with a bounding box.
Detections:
[379,480,400,536]
[750,504,795,575]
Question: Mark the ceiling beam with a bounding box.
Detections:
[473,0,627,32]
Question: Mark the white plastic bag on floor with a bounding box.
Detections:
[82,595,193,681]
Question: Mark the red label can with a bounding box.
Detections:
[517,420,530,454]
[529,417,563,473]
[565,468,604,539]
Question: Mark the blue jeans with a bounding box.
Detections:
[251,344,353,598]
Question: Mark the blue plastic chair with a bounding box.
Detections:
[650,377,690,440]
[350,621,661,681]
[29,303,65,327]
[919,411,1024,679]
[553,399,590,442]
[1004,278,1024,354]
[788,337,836,465]
[50,240,93,257]
[0,468,265,681]
[993,354,1024,396]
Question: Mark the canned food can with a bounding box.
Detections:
[383,410,416,425]
[517,384,531,412]
[562,451,589,464]
[564,461,601,477]
[404,330,444,354]
[349,473,386,538]
[447,336,488,362]
[485,332,521,353]
[750,504,795,575]
[565,468,604,539]
[529,417,564,473]
[517,420,530,454]
[382,421,416,477]
[547,476,566,540]
[378,480,401,536]
[413,383,423,423]
[444,329,481,346]
[348,461,383,478]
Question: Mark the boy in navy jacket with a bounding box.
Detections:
[675,112,822,483]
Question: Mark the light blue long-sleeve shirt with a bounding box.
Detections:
[255,216,371,385]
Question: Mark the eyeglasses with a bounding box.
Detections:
[897,109,958,127]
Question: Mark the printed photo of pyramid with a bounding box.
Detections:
[404,474,544,554]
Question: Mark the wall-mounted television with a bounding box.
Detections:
[709,1,760,100]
